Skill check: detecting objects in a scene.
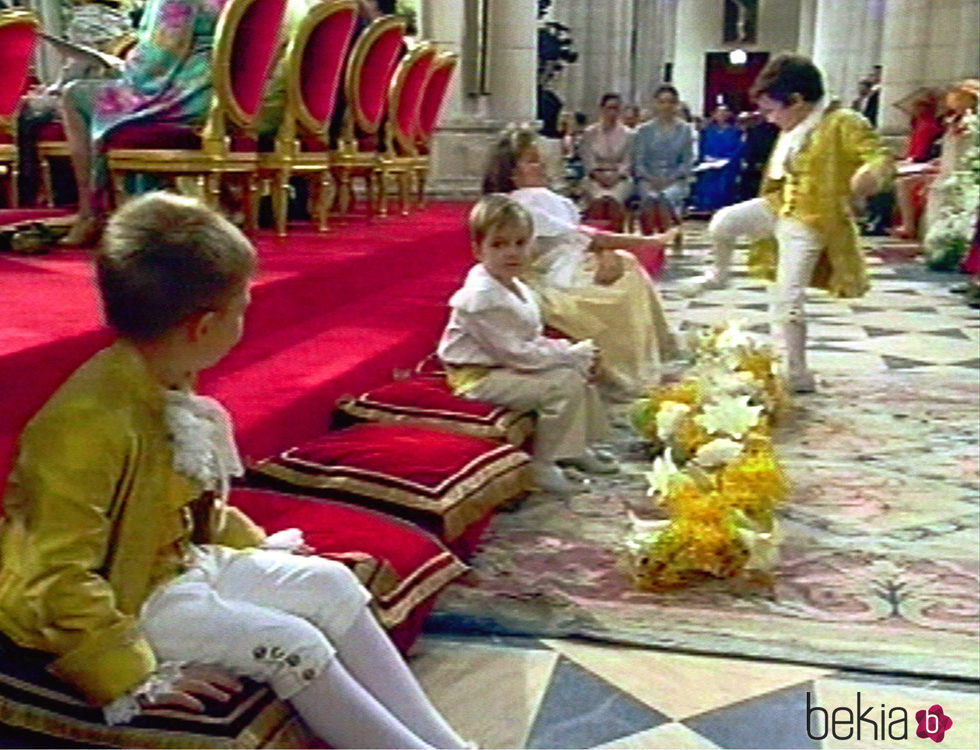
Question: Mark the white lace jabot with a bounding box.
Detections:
[163,390,244,493]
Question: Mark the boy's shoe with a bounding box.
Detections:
[532,462,585,496]
[679,272,729,298]
[560,449,620,475]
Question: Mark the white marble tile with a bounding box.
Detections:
[599,722,720,749]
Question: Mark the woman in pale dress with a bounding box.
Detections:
[580,92,635,231]
[482,126,677,400]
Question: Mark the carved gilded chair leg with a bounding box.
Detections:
[272,168,289,237]
[376,168,389,218]
[8,162,19,207]
[399,170,410,215]
[317,170,335,232]
[244,173,259,233]
[364,172,376,218]
[416,166,427,208]
[204,173,222,211]
[337,168,352,215]
[39,157,54,207]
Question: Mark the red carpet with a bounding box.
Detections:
[0,203,473,484]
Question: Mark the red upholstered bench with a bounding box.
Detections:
[249,422,533,558]
[335,374,534,446]
[229,487,467,652]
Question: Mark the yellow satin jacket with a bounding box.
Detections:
[0,342,265,705]
[749,108,894,298]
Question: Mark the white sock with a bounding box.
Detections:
[332,610,467,749]
[291,659,433,749]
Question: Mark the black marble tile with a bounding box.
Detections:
[683,682,821,749]
[881,355,935,370]
[922,328,972,340]
[862,326,905,337]
[526,657,669,748]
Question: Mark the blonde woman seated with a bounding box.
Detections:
[482,126,677,400]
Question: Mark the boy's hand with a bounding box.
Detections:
[139,665,242,713]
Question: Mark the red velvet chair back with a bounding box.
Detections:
[388,44,437,155]
[289,0,359,135]
[345,16,406,136]
[0,10,38,128]
[213,0,288,128]
[416,52,457,145]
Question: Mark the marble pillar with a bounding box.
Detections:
[879,0,980,134]
[811,0,885,106]
[419,0,538,196]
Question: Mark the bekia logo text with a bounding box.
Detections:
[807,692,953,742]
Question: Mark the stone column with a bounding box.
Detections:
[419,0,538,196]
[796,0,818,58]
[879,0,980,134]
[811,0,885,105]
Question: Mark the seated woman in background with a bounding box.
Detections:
[922,79,978,237]
[60,0,228,246]
[693,104,743,212]
[890,88,945,239]
[483,125,677,400]
[632,84,694,242]
[579,92,634,231]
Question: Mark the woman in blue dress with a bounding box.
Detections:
[693,104,743,212]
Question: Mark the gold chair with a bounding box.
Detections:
[0,8,39,207]
[259,0,359,235]
[412,51,458,208]
[332,15,406,218]
[105,0,287,226]
[377,43,437,216]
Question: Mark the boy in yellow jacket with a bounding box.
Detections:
[683,53,893,393]
[0,192,465,748]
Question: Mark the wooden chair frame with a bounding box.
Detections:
[376,43,437,215]
[259,0,358,235]
[105,0,286,226]
[332,15,406,217]
[412,52,457,208]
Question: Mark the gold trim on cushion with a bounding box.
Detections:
[253,450,533,541]
[337,396,535,447]
[373,552,468,628]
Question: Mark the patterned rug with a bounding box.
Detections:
[430,371,980,681]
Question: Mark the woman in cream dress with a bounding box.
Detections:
[482,126,677,400]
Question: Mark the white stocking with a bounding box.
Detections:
[331,610,467,749]
[291,658,433,749]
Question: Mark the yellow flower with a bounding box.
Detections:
[695,395,764,439]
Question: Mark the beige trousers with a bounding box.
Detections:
[465,366,609,462]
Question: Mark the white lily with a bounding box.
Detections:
[655,401,691,441]
[695,394,764,439]
[693,438,744,468]
[715,320,753,351]
[644,449,683,499]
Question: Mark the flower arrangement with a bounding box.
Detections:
[924,110,979,271]
[625,322,788,589]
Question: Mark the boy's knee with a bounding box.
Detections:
[545,367,588,400]
[248,617,334,699]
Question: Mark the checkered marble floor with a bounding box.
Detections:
[412,225,979,749]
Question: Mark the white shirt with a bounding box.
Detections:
[437,264,578,371]
[767,99,827,180]
[510,187,592,288]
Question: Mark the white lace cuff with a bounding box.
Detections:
[103,662,184,726]
[260,528,307,553]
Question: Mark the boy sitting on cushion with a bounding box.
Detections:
[438,194,617,497]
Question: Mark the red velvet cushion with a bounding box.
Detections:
[251,423,532,543]
[418,63,454,139]
[337,375,533,446]
[230,487,467,634]
[35,121,66,142]
[395,52,434,139]
[0,131,12,145]
[356,27,404,131]
[0,20,35,119]
[231,0,287,119]
[300,6,358,125]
